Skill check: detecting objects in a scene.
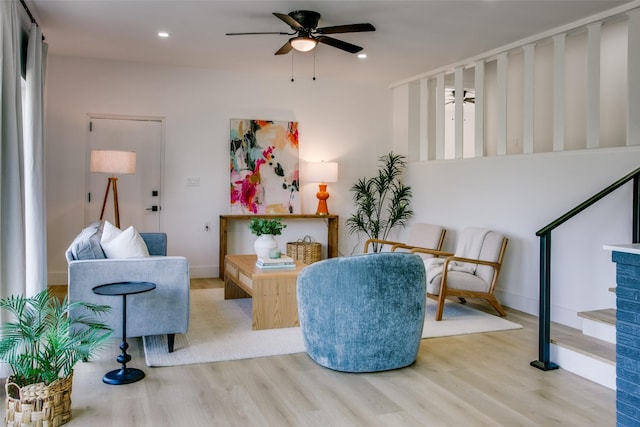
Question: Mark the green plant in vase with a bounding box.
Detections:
[249,218,287,258]
[346,152,413,252]
[249,218,286,236]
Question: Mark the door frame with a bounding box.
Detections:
[84,113,166,230]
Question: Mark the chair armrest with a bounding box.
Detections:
[392,243,449,253]
[442,255,501,270]
[390,243,413,252]
[364,238,404,253]
[410,247,454,258]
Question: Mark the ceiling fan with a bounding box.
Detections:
[225,10,376,55]
[445,89,476,105]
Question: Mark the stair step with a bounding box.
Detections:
[551,336,615,364]
[577,308,616,344]
[552,319,616,361]
[550,338,616,389]
[578,308,616,325]
[551,321,617,389]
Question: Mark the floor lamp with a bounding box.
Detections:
[90,150,136,229]
[307,161,338,215]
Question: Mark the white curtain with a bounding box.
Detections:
[0,0,26,378]
[24,23,48,296]
[0,0,26,301]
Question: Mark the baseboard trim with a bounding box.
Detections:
[190,265,218,279]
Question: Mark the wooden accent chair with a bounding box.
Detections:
[363,223,446,254]
[412,228,508,321]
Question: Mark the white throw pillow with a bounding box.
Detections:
[101,220,121,244]
[100,222,149,259]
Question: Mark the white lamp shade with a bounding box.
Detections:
[290,37,318,52]
[307,161,338,183]
[90,150,136,175]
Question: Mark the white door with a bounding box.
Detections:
[86,116,163,231]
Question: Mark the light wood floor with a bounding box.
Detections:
[4,279,615,426]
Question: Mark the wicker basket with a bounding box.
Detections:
[287,235,321,264]
[5,372,73,427]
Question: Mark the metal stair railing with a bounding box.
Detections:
[531,166,640,371]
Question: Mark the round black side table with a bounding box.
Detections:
[92,281,156,385]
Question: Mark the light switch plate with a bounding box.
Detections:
[186,176,200,187]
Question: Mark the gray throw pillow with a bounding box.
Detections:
[69,221,106,260]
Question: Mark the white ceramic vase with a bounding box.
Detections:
[254,234,277,259]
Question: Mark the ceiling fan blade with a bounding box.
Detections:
[273,12,304,30]
[316,23,376,35]
[316,36,363,54]
[275,41,293,55]
[226,32,292,36]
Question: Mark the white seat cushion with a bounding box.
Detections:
[427,271,490,295]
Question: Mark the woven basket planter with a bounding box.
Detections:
[4,371,73,427]
[287,235,321,264]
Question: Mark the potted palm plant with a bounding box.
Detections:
[347,152,413,252]
[249,218,287,258]
[0,289,113,427]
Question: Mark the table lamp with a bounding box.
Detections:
[307,161,338,215]
[90,150,136,228]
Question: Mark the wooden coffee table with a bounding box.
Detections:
[224,254,307,330]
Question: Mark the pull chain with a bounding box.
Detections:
[291,53,295,82]
[313,50,316,81]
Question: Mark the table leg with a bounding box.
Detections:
[102,294,145,385]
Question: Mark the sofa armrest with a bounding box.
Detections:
[68,256,189,338]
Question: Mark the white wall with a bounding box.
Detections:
[403,147,640,327]
[46,56,392,284]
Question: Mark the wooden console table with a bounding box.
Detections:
[219,214,338,279]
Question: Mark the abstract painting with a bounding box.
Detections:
[230,119,300,214]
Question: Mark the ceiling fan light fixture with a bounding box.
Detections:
[290,36,317,52]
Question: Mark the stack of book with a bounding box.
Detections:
[256,255,296,269]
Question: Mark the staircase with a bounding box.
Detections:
[533,166,640,376]
[550,288,616,390]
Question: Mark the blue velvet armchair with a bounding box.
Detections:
[296,252,426,372]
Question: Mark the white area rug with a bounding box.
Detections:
[143,288,522,367]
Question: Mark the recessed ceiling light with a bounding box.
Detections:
[357,53,367,59]
[158,32,170,38]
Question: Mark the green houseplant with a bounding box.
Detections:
[249,218,287,259]
[0,289,113,425]
[346,152,413,252]
[249,218,286,236]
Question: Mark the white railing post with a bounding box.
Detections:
[435,73,446,159]
[587,22,602,149]
[474,60,485,158]
[497,53,508,156]
[628,9,640,146]
[523,44,536,154]
[419,78,429,161]
[553,34,566,152]
[454,67,464,159]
